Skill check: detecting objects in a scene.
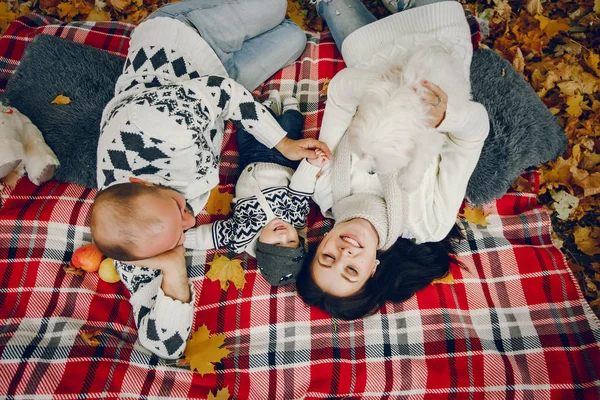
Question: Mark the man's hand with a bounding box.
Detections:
[275,137,332,161]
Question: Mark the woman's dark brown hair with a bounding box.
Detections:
[296,225,463,320]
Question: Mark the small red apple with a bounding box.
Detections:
[71,243,104,272]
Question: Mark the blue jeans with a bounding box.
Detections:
[148,0,307,91]
[236,110,304,170]
[318,0,452,52]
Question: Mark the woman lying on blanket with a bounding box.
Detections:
[90,0,331,359]
[296,0,490,320]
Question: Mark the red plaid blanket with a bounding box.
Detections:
[1,15,599,400]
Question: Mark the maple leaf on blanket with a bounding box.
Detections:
[205,187,233,216]
[208,387,231,400]
[80,330,102,347]
[51,94,72,105]
[432,272,455,285]
[206,254,246,291]
[183,325,231,375]
[459,205,489,227]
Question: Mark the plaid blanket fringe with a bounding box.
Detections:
[0,14,599,400]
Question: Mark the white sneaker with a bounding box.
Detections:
[382,0,400,13]
[263,89,282,115]
[282,97,300,113]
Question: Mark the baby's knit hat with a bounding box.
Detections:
[255,237,306,286]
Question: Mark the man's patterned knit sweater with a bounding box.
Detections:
[96,17,288,359]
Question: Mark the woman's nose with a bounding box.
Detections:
[339,245,352,256]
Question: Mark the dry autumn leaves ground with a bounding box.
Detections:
[0,0,598,318]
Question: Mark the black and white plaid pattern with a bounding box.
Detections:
[212,186,311,252]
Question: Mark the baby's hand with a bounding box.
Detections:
[308,149,329,168]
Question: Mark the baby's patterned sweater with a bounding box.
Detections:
[184,160,320,256]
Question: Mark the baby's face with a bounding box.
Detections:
[259,219,299,248]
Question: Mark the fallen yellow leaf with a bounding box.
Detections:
[459,205,489,227]
[124,9,148,24]
[86,7,111,21]
[574,171,600,198]
[51,94,72,105]
[566,94,589,117]
[0,3,16,34]
[573,226,600,257]
[183,325,231,375]
[109,0,131,12]
[534,15,570,39]
[206,254,246,291]
[432,272,455,284]
[286,0,308,30]
[80,329,102,346]
[540,157,575,191]
[205,186,233,216]
[57,2,79,19]
[321,77,331,96]
[208,387,231,400]
[511,47,525,74]
[584,52,600,77]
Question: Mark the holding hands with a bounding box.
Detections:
[275,136,332,161]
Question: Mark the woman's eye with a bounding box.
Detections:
[325,254,334,260]
[347,266,358,275]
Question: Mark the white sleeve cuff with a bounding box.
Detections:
[437,101,490,147]
[289,159,321,193]
[153,283,195,327]
[184,224,215,250]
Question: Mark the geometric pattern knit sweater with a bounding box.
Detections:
[97,17,288,359]
[184,160,321,256]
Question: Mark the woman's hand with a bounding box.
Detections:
[419,80,448,128]
[275,137,332,161]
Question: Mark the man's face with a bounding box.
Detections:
[133,188,196,259]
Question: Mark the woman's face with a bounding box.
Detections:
[311,219,379,297]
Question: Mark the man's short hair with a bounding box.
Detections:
[91,183,164,261]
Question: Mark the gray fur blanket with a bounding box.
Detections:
[3,34,566,204]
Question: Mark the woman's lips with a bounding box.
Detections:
[341,235,362,248]
[274,224,286,231]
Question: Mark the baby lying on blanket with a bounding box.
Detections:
[185,92,328,286]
